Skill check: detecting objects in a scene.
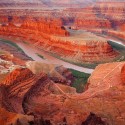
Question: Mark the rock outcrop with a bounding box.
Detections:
[82,113,107,125]
[0,23,118,64]
[23,62,125,124]
[0,62,74,113]
[87,62,125,89]
[0,108,34,125]
[0,16,69,36]
[0,1,125,125]
[0,1,124,64]
[3,68,34,86]
[26,61,73,85]
[21,20,69,36]
[74,2,125,29]
[1,60,125,124]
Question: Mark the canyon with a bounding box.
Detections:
[0,1,124,67]
[0,55,125,124]
[0,16,119,66]
[0,0,125,125]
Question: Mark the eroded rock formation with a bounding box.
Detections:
[3,68,34,86]
[0,108,34,125]
[74,2,125,29]
[0,61,125,124]
[26,61,73,85]
[81,113,107,125]
[0,1,124,64]
[0,1,125,124]
[22,62,125,124]
[0,23,118,64]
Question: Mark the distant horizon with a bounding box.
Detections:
[0,0,124,10]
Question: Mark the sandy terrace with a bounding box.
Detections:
[52,28,107,45]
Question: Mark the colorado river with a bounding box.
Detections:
[16,42,94,74]
[2,37,124,74]
[109,39,125,47]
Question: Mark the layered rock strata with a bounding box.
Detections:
[0,62,125,124]
[74,2,125,29]
[0,23,118,64]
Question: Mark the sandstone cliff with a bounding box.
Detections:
[26,61,73,85]
[21,62,125,124]
[1,61,125,124]
[74,2,125,29]
[0,23,118,64]
[0,1,123,65]
[3,68,34,86]
[0,108,34,125]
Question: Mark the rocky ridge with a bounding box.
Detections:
[0,61,125,124]
[0,20,118,64]
[0,1,125,124]
[0,1,124,64]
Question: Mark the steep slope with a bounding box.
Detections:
[88,62,125,89]
[0,22,118,65]
[26,61,73,85]
[1,61,125,124]
[74,1,125,29]
[0,108,34,125]
[0,62,74,113]
[0,41,32,83]
[3,68,34,86]
[21,62,125,124]
[0,1,123,65]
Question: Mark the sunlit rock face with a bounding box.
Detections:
[0,1,125,124]
[22,62,125,124]
[0,20,118,64]
[0,1,124,64]
[26,61,74,84]
[0,43,125,124]
[3,68,34,86]
[87,62,125,90]
[74,2,125,29]
[72,1,125,41]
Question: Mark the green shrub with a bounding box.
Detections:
[69,69,90,93]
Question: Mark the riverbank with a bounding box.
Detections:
[16,41,94,74]
[0,37,94,74]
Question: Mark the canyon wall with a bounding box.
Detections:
[0,21,118,64]
[0,1,124,30]
[1,61,125,124]
[73,2,125,30]
[0,16,69,36]
[0,1,124,65]
[120,24,125,31]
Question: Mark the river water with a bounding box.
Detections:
[16,42,94,74]
[2,37,124,74]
